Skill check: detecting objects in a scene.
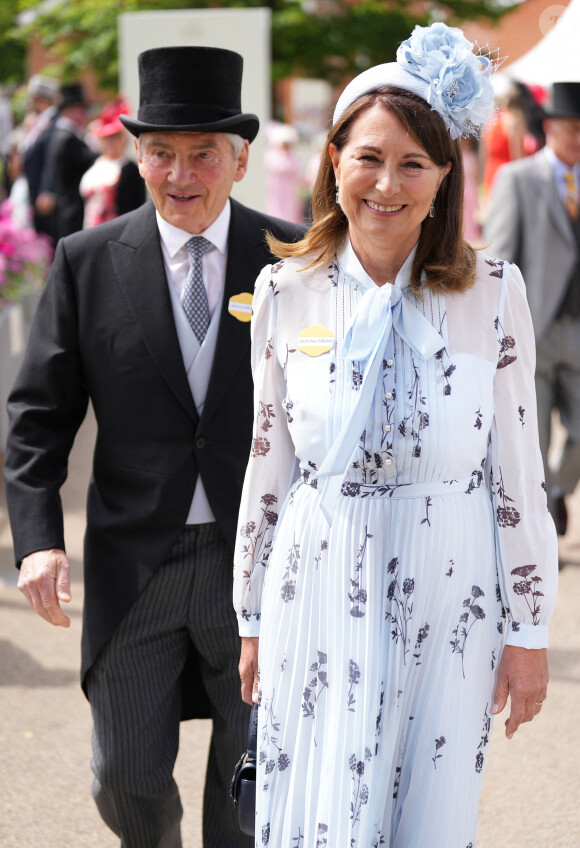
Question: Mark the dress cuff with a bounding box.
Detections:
[238,615,261,638]
[505,621,549,649]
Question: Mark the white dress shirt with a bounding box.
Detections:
[544,145,580,205]
[156,201,231,524]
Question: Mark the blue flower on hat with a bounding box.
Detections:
[396,22,495,139]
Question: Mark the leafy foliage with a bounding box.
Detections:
[7,0,514,91]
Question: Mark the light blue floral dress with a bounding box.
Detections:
[233,240,558,848]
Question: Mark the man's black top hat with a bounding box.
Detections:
[119,46,259,142]
[59,83,89,109]
[544,82,580,120]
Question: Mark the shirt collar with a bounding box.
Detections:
[156,199,231,259]
[337,235,416,290]
[544,145,580,181]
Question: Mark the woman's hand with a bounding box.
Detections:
[239,636,259,705]
[491,645,548,738]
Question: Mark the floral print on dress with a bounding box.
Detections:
[494,315,517,369]
[302,651,329,718]
[475,704,491,774]
[385,557,415,664]
[432,736,446,769]
[450,585,486,678]
[349,527,372,618]
[232,254,557,847]
[511,564,544,624]
[495,466,521,528]
[349,749,371,825]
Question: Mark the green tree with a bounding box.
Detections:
[11,0,514,91]
[0,0,26,86]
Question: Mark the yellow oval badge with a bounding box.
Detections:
[297,324,334,357]
[228,292,253,323]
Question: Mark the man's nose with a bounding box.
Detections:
[169,156,197,182]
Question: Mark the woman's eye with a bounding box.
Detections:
[405,161,423,169]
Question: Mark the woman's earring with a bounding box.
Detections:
[429,197,436,218]
[336,185,340,206]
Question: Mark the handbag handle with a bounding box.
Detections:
[247,702,258,757]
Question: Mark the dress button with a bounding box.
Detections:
[385,459,392,466]
[387,359,394,366]
[385,392,392,400]
[196,438,206,449]
[385,424,391,433]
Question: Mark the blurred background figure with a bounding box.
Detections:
[484,81,580,555]
[265,120,303,224]
[461,136,481,244]
[0,85,14,154]
[482,79,547,205]
[49,82,98,241]
[20,74,60,241]
[302,130,325,224]
[3,127,31,228]
[80,97,145,228]
[482,80,528,200]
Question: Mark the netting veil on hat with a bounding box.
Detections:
[333,22,498,140]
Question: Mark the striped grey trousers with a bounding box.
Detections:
[86,523,253,848]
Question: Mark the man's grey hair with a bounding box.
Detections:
[137,131,245,158]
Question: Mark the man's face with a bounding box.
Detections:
[65,104,90,128]
[136,131,249,234]
[545,118,580,167]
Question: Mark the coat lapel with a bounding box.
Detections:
[533,150,575,249]
[108,202,199,423]
[201,200,262,424]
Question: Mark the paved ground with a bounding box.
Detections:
[1,408,579,847]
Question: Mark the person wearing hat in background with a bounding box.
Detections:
[3,46,304,847]
[485,82,580,553]
[80,96,145,228]
[48,82,98,241]
[20,74,60,240]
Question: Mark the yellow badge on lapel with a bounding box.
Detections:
[228,293,253,323]
[297,324,334,357]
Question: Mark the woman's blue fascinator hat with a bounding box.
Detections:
[333,22,498,140]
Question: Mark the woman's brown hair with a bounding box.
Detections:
[268,85,476,294]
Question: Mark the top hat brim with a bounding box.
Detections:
[119,112,259,142]
[544,106,580,119]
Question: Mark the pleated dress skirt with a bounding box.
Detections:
[255,478,504,848]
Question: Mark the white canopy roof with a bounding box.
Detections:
[498,0,580,85]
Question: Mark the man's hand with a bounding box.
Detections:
[35,192,56,216]
[18,549,71,627]
[239,637,259,705]
[492,645,548,739]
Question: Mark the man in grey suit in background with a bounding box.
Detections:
[485,82,580,547]
[4,47,303,847]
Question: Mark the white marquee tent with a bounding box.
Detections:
[499,0,580,85]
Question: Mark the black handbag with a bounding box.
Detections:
[230,703,258,836]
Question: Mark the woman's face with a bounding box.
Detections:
[329,103,450,255]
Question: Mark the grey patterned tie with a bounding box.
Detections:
[183,236,211,344]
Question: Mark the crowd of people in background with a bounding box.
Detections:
[0,75,145,245]
[0,71,552,248]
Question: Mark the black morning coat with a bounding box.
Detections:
[4,198,305,719]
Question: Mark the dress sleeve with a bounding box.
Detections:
[487,261,558,649]
[233,264,298,637]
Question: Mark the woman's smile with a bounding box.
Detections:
[365,199,405,213]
